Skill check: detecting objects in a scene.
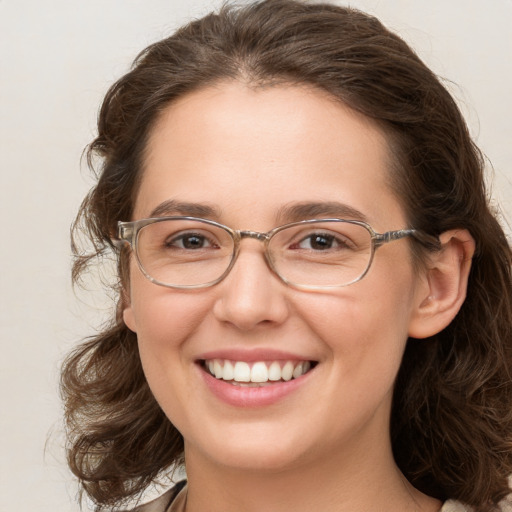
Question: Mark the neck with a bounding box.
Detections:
[183,437,441,512]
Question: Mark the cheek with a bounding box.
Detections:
[125,259,212,341]
[123,269,212,382]
[295,262,417,375]
[124,278,216,430]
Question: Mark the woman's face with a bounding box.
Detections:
[124,82,428,472]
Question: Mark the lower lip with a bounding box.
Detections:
[199,365,313,407]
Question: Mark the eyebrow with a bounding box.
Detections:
[149,199,221,219]
[276,201,369,224]
[148,199,369,225]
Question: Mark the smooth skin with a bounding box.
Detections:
[123,82,474,512]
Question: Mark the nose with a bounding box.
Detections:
[212,241,290,331]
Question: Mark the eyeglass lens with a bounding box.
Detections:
[135,219,373,288]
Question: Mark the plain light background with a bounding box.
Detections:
[1,1,511,510]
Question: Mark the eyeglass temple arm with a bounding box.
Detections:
[374,229,441,251]
[110,222,134,249]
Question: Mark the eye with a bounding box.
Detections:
[292,232,351,251]
[165,232,218,250]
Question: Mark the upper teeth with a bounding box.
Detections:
[205,360,312,384]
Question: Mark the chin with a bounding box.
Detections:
[209,446,306,473]
[187,424,314,473]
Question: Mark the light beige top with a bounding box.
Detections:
[134,484,481,512]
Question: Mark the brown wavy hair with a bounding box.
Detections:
[61,1,512,510]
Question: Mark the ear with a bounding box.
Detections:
[408,229,475,339]
[121,287,138,333]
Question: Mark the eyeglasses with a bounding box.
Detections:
[117,216,439,291]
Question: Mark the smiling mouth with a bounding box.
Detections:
[201,359,317,387]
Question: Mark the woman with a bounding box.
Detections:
[62,1,512,511]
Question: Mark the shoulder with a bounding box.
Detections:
[441,497,512,512]
[129,491,173,512]
[128,481,187,512]
[441,500,472,512]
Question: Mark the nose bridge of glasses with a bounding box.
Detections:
[232,230,274,271]
[238,230,270,243]
[225,230,277,283]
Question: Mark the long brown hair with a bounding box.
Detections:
[62,1,512,510]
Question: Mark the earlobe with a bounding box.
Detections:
[121,287,137,333]
[408,229,475,339]
[123,306,137,332]
[119,255,137,332]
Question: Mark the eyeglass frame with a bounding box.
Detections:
[116,216,440,291]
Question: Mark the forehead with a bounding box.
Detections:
[136,82,405,229]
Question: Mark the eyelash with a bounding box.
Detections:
[165,232,218,250]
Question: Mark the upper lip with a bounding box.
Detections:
[195,348,317,363]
